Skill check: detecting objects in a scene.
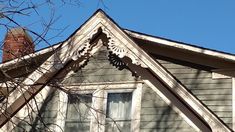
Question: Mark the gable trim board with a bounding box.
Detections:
[143,80,200,131]
[0,38,104,131]
[126,30,235,71]
[0,44,59,69]
[233,78,235,130]
[0,9,233,131]
[0,86,53,131]
[125,29,235,65]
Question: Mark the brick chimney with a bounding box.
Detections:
[2,28,34,62]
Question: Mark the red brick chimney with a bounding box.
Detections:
[2,28,34,62]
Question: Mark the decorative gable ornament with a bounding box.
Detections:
[67,25,148,69]
[0,9,233,132]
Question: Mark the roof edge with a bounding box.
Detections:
[125,29,235,62]
[0,9,107,68]
[0,44,60,68]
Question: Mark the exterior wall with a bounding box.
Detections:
[13,46,232,131]
[14,91,59,132]
[63,47,199,132]
[33,91,60,130]
[63,46,136,84]
[140,85,196,132]
[14,46,137,131]
[157,59,233,128]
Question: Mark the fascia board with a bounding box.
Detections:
[98,12,231,131]
[0,11,106,128]
[125,29,235,63]
[0,44,60,69]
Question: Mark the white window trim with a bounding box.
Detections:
[55,91,68,132]
[56,82,142,132]
[232,78,235,131]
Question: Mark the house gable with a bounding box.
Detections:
[11,44,196,132]
[0,9,233,132]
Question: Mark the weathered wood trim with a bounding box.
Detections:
[125,29,235,65]
[97,11,231,131]
[212,72,231,79]
[0,35,103,128]
[143,80,200,131]
[0,58,67,128]
[233,78,235,131]
[137,41,235,69]
[62,81,143,91]
[131,83,142,132]
[1,10,232,131]
[54,90,68,132]
[0,86,52,132]
[90,89,106,132]
[124,59,211,131]
[0,83,46,128]
[58,82,142,132]
[212,69,235,78]
[123,55,231,131]
[0,44,60,69]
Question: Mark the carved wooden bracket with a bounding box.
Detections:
[71,39,91,61]
[69,27,102,61]
[108,52,127,70]
[68,26,148,70]
[101,27,148,68]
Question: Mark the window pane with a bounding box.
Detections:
[65,94,92,132]
[105,121,131,132]
[64,122,90,132]
[106,93,132,120]
[106,93,132,132]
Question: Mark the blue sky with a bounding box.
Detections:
[1,0,235,55]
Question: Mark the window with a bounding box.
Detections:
[105,93,132,132]
[65,94,92,132]
[56,82,142,132]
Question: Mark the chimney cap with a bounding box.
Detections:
[6,27,33,43]
[2,27,35,62]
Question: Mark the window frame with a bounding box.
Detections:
[55,82,142,132]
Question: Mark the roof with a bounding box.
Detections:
[126,29,235,64]
[2,26,235,71]
[0,9,233,132]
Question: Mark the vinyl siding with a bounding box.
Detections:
[140,85,196,132]
[14,91,59,132]
[157,59,233,128]
[14,45,233,131]
[61,46,198,132]
[63,46,136,84]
